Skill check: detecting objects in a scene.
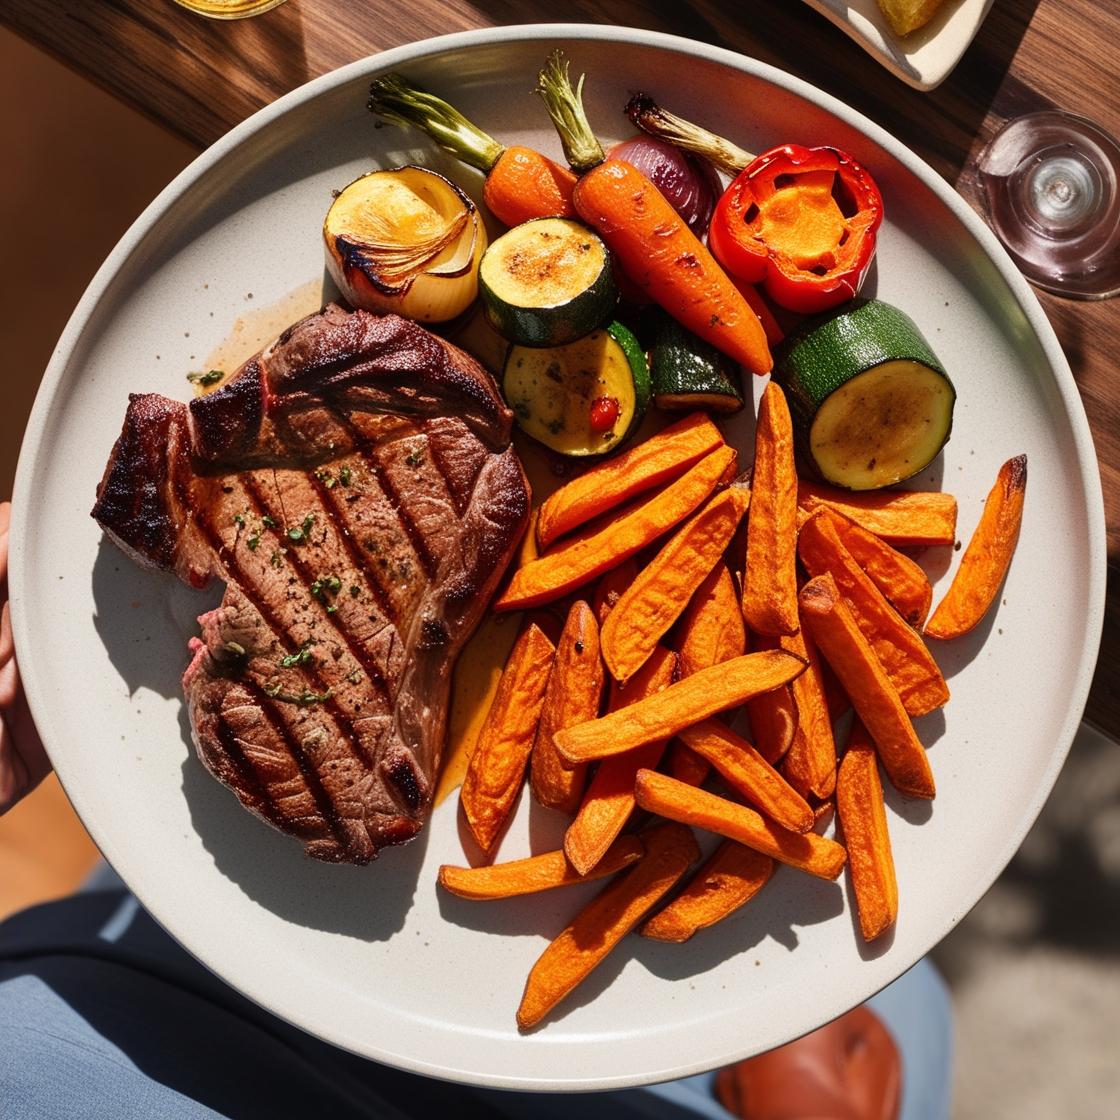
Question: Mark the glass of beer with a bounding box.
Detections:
[171,0,291,18]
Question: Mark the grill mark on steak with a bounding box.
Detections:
[240,678,357,859]
[212,718,287,831]
[180,476,383,777]
[92,305,530,863]
[301,468,397,627]
[328,405,439,581]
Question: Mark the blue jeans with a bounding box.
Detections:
[0,888,952,1119]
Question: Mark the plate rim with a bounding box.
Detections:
[9,22,1107,1091]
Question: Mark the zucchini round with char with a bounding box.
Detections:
[502,321,650,456]
[479,217,618,347]
[774,298,955,491]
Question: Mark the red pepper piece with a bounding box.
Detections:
[709,144,884,315]
[588,396,621,433]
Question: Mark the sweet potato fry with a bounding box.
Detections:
[634,770,847,880]
[438,836,645,900]
[799,509,949,717]
[678,720,813,832]
[530,600,605,815]
[554,650,806,764]
[668,561,748,785]
[601,487,750,682]
[816,506,933,628]
[745,631,797,764]
[742,382,800,637]
[641,841,774,942]
[925,454,1027,639]
[591,559,638,627]
[460,624,556,851]
[799,574,935,800]
[517,821,700,1030]
[564,647,677,875]
[496,444,737,611]
[536,412,725,549]
[677,562,747,677]
[779,622,838,801]
[837,720,898,941]
[797,480,957,547]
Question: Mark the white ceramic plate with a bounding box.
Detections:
[803,0,996,91]
[10,24,1105,1091]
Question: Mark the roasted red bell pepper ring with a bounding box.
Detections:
[708,144,884,315]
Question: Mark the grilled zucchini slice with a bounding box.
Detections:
[502,321,650,456]
[479,218,617,347]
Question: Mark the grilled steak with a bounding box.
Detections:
[92,304,530,863]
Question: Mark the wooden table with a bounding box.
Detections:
[4,0,1118,733]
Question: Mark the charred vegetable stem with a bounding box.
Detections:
[368,73,505,173]
[534,51,605,173]
[624,92,754,178]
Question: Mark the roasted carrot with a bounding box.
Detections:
[777,624,837,802]
[817,506,933,628]
[534,53,772,375]
[367,74,577,228]
[641,841,774,942]
[742,382,800,637]
[678,720,814,833]
[554,650,806,764]
[438,836,645,901]
[564,647,677,876]
[799,574,935,800]
[634,770,847,880]
[837,720,898,940]
[460,624,556,851]
[601,487,750,682]
[797,480,958,547]
[536,413,724,549]
[734,276,785,347]
[517,821,700,1030]
[744,631,798,765]
[530,601,605,815]
[799,509,949,717]
[926,455,1027,639]
[495,444,736,612]
[574,160,772,374]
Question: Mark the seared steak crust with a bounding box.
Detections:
[92,305,530,863]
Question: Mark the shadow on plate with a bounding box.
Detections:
[91,536,422,941]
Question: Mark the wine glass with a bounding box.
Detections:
[974,109,1120,300]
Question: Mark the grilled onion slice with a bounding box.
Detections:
[324,166,486,322]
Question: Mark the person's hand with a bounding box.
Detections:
[0,502,51,813]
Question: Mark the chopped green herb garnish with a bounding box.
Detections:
[339,466,352,487]
[187,369,224,387]
[279,643,314,668]
[349,585,360,597]
[233,512,246,527]
[315,468,337,490]
[326,605,338,614]
[346,669,363,685]
[310,574,343,601]
[270,549,285,569]
[287,513,315,542]
[262,515,277,528]
[264,682,333,706]
[404,449,424,467]
[246,532,261,551]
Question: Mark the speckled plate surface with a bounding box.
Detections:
[9,24,1105,1091]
